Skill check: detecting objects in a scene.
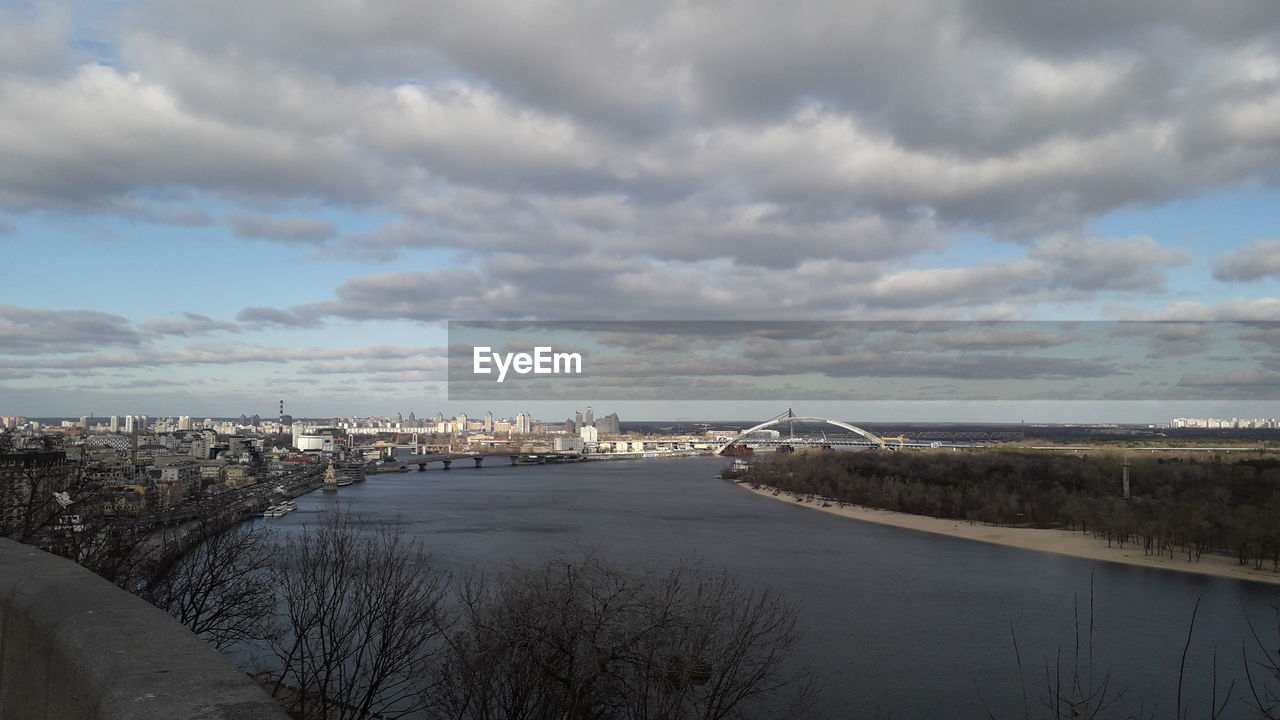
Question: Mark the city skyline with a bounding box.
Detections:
[3,1,1280,419]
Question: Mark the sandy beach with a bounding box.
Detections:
[736,482,1280,587]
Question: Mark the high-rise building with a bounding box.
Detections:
[109,415,120,433]
[178,416,192,431]
[585,406,594,427]
[575,410,584,428]
[484,411,494,432]
[514,412,532,435]
[595,413,621,436]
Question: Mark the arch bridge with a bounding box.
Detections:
[717,410,888,455]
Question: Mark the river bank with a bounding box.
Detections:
[735,480,1280,586]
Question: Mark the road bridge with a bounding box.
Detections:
[717,409,962,455]
[368,451,584,472]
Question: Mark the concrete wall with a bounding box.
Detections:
[0,538,288,720]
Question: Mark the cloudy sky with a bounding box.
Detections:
[2,0,1280,421]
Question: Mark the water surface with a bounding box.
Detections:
[266,456,1280,719]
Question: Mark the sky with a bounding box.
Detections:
[2,0,1280,422]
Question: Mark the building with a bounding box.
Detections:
[580,426,599,442]
[554,437,585,452]
[514,412,532,435]
[189,436,211,460]
[292,425,344,451]
[595,413,621,436]
[295,435,336,452]
[0,451,70,534]
[101,485,147,517]
[150,462,201,500]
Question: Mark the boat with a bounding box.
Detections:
[340,461,365,484]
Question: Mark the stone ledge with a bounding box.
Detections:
[0,538,288,720]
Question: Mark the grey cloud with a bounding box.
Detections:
[1136,297,1280,321]
[0,5,70,76]
[237,306,324,329]
[0,65,397,210]
[585,350,1120,382]
[1177,370,1280,387]
[344,197,944,268]
[1032,236,1190,291]
[133,1,687,134]
[4,342,444,371]
[305,236,1190,324]
[964,0,1280,56]
[927,329,1081,351]
[80,0,1280,249]
[6,0,1280,337]
[1213,239,1280,281]
[229,212,337,244]
[134,204,214,227]
[299,357,448,375]
[0,368,44,380]
[140,312,240,337]
[1109,322,1214,357]
[94,379,187,390]
[0,305,143,354]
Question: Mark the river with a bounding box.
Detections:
[262,456,1280,719]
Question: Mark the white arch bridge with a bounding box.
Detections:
[716,410,941,455]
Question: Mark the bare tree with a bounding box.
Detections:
[983,582,1239,720]
[426,556,816,720]
[0,441,82,544]
[142,520,277,650]
[1244,604,1280,719]
[265,512,449,720]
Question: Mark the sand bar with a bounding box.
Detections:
[737,482,1280,587]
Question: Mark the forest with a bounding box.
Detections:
[737,448,1280,570]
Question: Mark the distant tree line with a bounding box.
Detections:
[739,449,1280,570]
